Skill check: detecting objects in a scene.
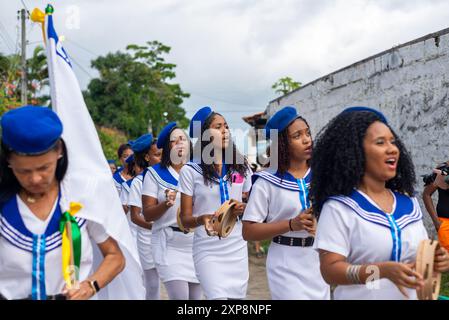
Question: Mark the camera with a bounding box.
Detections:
[422,163,449,186]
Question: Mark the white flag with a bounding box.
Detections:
[45,11,145,299]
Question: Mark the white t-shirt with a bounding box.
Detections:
[141,165,180,233]
[0,195,109,300]
[243,168,313,238]
[315,190,428,300]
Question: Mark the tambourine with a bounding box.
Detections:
[415,239,442,300]
[210,199,238,238]
[176,207,194,233]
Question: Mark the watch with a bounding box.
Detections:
[89,280,100,294]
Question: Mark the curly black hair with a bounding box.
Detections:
[271,116,311,177]
[192,112,249,186]
[310,111,416,217]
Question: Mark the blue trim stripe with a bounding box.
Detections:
[32,235,38,300]
[39,235,47,300]
[386,214,402,262]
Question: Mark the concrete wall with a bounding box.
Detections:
[267,28,449,233]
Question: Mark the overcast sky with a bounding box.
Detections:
[2,0,449,134]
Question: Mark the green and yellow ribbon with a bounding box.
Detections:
[59,202,82,289]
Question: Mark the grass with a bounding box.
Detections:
[440,273,449,298]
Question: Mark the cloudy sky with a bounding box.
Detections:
[2,0,449,134]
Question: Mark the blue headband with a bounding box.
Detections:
[157,122,177,149]
[131,133,153,153]
[189,106,213,138]
[265,106,301,139]
[1,105,63,155]
[340,106,388,124]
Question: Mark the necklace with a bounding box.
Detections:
[21,190,44,204]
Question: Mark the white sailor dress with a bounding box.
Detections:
[315,189,429,300]
[142,164,199,284]
[243,168,330,300]
[178,162,252,300]
[113,168,126,196]
[128,170,155,271]
[0,194,109,300]
[121,178,138,243]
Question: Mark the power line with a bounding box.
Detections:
[69,55,95,79]
[19,0,29,12]
[65,39,100,57]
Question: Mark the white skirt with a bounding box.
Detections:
[137,226,155,270]
[193,221,248,300]
[266,242,330,300]
[151,227,198,283]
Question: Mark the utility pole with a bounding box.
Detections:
[20,8,28,105]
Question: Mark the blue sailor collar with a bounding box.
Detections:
[113,170,126,184]
[0,194,86,254]
[148,163,178,190]
[329,189,422,230]
[253,168,311,192]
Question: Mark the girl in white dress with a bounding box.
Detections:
[312,106,449,300]
[0,106,125,300]
[127,134,162,300]
[243,106,330,300]
[113,144,133,195]
[142,122,202,300]
[178,106,252,300]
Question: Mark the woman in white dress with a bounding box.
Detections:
[113,144,133,195]
[127,134,162,300]
[142,122,202,300]
[0,106,125,300]
[178,106,252,300]
[243,106,330,300]
[312,106,449,300]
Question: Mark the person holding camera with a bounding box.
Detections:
[422,161,449,252]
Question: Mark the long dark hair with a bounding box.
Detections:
[192,112,249,185]
[271,116,311,177]
[160,127,191,169]
[310,111,416,217]
[0,139,69,206]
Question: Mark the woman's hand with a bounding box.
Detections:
[232,202,246,217]
[290,208,315,232]
[165,189,177,207]
[63,281,95,300]
[434,246,449,272]
[198,214,218,236]
[379,261,424,298]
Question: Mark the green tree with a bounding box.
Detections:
[84,41,189,138]
[272,76,302,96]
[0,46,50,116]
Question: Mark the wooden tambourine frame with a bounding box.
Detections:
[416,239,442,300]
[176,207,194,233]
[210,199,238,238]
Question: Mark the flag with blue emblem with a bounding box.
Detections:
[31,4,145,299]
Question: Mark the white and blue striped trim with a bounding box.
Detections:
[0,215,86,253]
[328,195,422,229]
[255,170,310,192]
[186,162,232,183]
[147,167,178,191]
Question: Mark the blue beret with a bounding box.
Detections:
[341,106,387,124]
[265,106,301,139]
[107,159,116,165]
[131,133,153,153]
[125,154,134,164]
[1,105,63,155]
[189,106,213,138]
[157,122,177,149]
